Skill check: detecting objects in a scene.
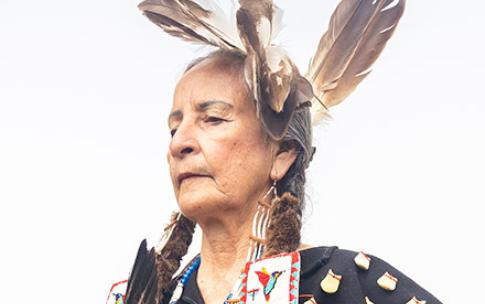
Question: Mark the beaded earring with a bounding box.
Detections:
[247,179,279,261]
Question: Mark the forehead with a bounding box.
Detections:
[172,57,250,111]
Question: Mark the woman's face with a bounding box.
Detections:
[167,56,276,221]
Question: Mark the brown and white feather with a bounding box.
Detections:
[306,0,406,124]
[236,0,313,139]
[138,0,244,51]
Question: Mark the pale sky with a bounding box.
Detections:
[0,1,484,303]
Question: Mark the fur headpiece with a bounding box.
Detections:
[137,0,405,139]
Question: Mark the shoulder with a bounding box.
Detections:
[298,246,442,304]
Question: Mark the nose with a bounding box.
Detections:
[169,121,200,159]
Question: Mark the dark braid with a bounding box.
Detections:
[278,103,314,205]
[156,214,195,299]
[263,192,302,257]
[263,105,313,257]
[125,214,195,304]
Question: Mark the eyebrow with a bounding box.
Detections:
[196,100,233,111]
[168,100,234,126]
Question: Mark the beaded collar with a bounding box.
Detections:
[169,251,302,304]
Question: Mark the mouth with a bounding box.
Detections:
[177,172,210,185]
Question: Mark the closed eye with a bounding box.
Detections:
[204,116,226,124]
[170,116,228,137]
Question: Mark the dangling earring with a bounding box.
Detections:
[247,179,280,261]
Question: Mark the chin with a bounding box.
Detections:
[176,186,223,219]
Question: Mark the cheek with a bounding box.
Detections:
[207,135,272,195]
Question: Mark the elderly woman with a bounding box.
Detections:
[106,1,442,304]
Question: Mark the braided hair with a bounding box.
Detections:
[264,103,313,257]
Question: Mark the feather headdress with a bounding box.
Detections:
[138,0,405,138]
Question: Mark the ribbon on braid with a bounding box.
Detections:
[263,191,302,258]
[125,213,195,304]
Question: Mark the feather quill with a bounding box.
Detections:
[306,0,406,124]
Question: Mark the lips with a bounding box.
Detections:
[177,172,210,185]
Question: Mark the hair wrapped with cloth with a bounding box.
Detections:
[124,213,195,304]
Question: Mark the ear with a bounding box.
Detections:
[270,141,299,181]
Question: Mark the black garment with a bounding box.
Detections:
[166,246,442,304]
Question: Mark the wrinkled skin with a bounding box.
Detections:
[167,55,276,223]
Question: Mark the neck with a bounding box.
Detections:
[197,204,256,281]
[195,188,272,303]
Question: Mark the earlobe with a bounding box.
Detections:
[270,148,298,181]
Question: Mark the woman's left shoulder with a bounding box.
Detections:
[298,246,442,304]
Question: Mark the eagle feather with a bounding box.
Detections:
[306,0,406,124]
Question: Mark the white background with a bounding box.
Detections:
[1,0,484,303]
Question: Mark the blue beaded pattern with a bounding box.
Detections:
[181,256,201,284]
[168,255,201,304]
